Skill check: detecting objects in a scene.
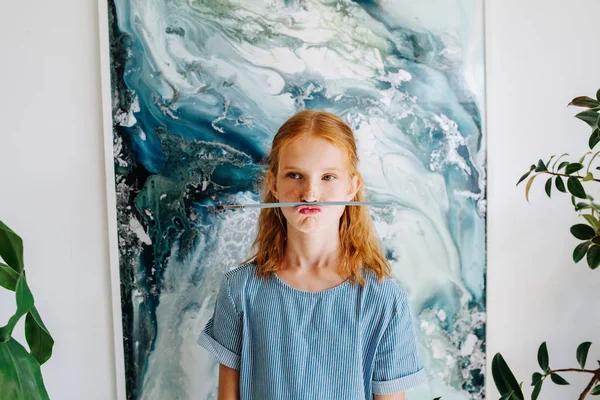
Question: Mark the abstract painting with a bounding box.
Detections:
[99,1,486,399]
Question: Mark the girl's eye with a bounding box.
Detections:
[285,172,336,180]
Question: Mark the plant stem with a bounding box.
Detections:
[549,368,597,374]
[545,367,600,399]
[578,370,600,400]
[541,170,600,182]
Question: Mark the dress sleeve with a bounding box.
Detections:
[372,292,426,394]
[197,275,243,370]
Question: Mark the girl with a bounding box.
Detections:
[198,110,426,399]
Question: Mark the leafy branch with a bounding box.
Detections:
[0,221,53,399]
[516,90,600,271]
[494,89,600,400]
[493,342,600,400]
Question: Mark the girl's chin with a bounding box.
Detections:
[287,217,341,233]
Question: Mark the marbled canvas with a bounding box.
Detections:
[103,0,486,398]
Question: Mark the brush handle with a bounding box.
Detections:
[214,201,392,210]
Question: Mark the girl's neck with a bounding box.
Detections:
[282,226,342,271]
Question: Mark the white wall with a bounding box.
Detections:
[486,0,600,398]
[0,1,116,399]
[1,1,599,399]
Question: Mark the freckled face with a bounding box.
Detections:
[268,135,360,234]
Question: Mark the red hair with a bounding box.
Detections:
[241,109,391,286]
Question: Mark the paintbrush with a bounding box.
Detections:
[209,201,392,211]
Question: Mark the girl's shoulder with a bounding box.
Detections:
[361,268,411,313]
[222,260,259,289]
[218,261,259,313]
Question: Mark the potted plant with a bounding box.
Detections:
[492,90,600,399]
[0,220,54,399]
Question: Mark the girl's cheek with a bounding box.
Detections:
[280,187,300,201]
[276,179,293,199]
[321,183,343,198]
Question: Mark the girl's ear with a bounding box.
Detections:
[347,174,361,201]
[266,169,279,200]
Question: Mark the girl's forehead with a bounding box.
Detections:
[282,143,345,158]
[281,135,343,154]
[278,155,351,173]
[275,134,353,172]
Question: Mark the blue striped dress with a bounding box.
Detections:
[198,262,426,399]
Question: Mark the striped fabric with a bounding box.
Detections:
[198,262,426,399]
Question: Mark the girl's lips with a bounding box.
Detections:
[297,206,321,214]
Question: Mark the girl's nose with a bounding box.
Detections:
[300,181,319,203]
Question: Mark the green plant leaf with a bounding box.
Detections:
[576,202,592,211]
[492,353,525,400]
[567,177,587,199]
[569,96,600,108]
[550,373,569,385]
[0,272,35,341]
[531,372,543,386]
[544,178,552,198]
[525,174,539,202]
[565,163,584,174]
[551,153,569,170]
[580,151,593,163]
[587,245,600,270]
[583,172,595,181]
[517,166,536,186]
[537,342,549,372]
[25,307,54,365]
[583,215,599,230]
[535,159,547,172]
[590,128,600,150]
[532,381,543,400]
[558,161,570,171]
[554,176,566,192]
[500,390,515,400]
[0,263,19,291]
[590,383,600,395]
[500,391,512,400]
[570,224,596,240]
[0,220,24,274]
[575,110,600,128]
[573,241,591,263]
[576,342,592,369]
[0,338,50,400]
